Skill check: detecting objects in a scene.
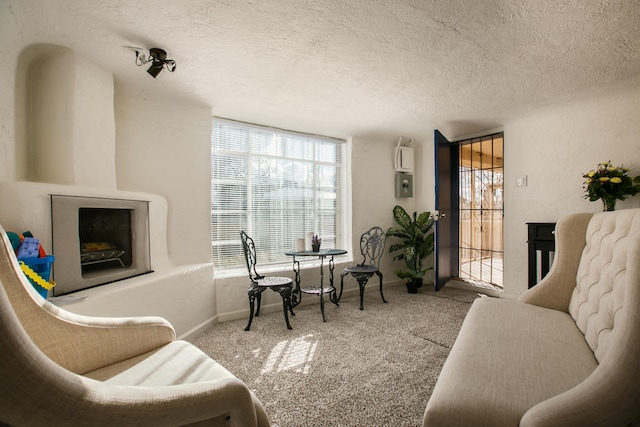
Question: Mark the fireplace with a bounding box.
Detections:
[51,195,152,295]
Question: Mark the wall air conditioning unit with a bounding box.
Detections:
[394,136,414,173]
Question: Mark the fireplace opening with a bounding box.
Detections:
[79,208,133,277]
[51,195,152,295]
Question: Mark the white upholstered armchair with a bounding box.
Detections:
[0,225,270,427]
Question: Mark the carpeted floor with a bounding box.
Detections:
[194,283,479,427]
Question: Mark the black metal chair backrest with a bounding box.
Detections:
[240,231,264,281]
[359,226,386,268]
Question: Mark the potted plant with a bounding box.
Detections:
[387,205,435,293]
[311,235,321,252]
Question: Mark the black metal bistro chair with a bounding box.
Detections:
[339,226,387,310]
[240,231,294,331]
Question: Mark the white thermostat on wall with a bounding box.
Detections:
[394,136,414,173]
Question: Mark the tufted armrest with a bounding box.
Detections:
[521,237,640,426]
[518,212,592,312]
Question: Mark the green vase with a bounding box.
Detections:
[602,198,616,211]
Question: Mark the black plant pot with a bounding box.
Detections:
[406,278,423,294]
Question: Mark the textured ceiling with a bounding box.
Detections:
[6,0,640,140]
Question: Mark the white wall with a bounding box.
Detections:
[2,3,640,331]
[418,79,640,298]
[0,4,27,181]
[114,83,213,265]
[0,40,414,334]
[502,79,640,298]
[0,44,217,338]
[30,48,117,187]
[215,135,422,321]
[350,135,432,287]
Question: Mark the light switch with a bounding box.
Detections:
[516,176,528,187]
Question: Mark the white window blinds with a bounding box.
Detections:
[211,119,345,271]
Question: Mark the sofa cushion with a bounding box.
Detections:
[569,210,640,362]
[423,298,597,427]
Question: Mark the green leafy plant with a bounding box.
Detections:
[582,161,640,211]
[387,205,435,285]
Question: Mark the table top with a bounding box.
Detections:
[254,276,292,286]
[285,249,347,257]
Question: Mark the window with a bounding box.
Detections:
[211,119,345,271]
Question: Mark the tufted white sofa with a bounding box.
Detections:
[423,209,640,427]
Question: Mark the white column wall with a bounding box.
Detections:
[30,49,117,187]
[114,83,213,266]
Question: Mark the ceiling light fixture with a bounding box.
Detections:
[125,46,177,78]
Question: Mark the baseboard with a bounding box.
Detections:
[445,279,508,299]
[178,315,218,342]
[196,281,498,339]
[216,284,393,324]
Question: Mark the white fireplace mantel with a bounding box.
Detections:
[0,180,216,340]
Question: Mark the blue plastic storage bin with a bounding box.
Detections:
[21,255,55,299]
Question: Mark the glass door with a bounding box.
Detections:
[458,133,504,289]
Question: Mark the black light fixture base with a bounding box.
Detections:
[126,46,176,78]
[148,48,167,61]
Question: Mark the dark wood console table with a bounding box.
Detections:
[527,222,556,288]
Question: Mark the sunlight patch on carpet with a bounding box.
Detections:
[261,334,318,375]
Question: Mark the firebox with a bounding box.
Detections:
[51,195,152,295]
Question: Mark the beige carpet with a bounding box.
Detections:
[194,283,478,427]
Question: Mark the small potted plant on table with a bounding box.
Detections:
[311,235,321,252]
[387,205,435,293]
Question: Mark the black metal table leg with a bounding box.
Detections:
[319,255,327,322]
[328,255,340,306]
[290,258,302,308]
